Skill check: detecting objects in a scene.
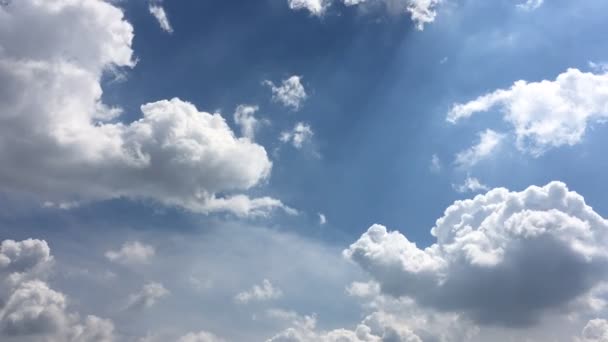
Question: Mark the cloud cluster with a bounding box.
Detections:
[345,182,608,326]
[0,0,288,217]
[0,239,115,341]
[448,68,608,156]
[280,122,314,149]
[287,0,441,30]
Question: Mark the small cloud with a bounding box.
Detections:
[280,122,314,149]
[234,105,261,140]
[148,3,173,33]
[430,154,442,173]
[105,241,155,265]
[318,213,327,225]
[516,0,544,11]
[235,279,282,304]
[264,76,307,111]
[454,130,504,169]
[452,176,489,193]
[125,282,169,311]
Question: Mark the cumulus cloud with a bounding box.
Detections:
[177,330,226,342]
[0,239,115,341]
[452,176,489,193]
[287,0,441,30]
[148,2,173,33]
[0,0,290,217]
[447,68,608,156]
[454,129,504,168]
[345,182,608,326]
[265,76,308,111]
[235,279,283,304]
[234,105,261,140]
[125,282,170,311]
[105,241,155,265]
[280,122,314,149]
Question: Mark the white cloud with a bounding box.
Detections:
[265,76,308,111]
[454,129,504,168]
[288,0,441,30]
[581,319,608,342]
[280,122,314,149]
[125,282,170,311]
[517,0,544,11]
[452,176,489,193]
[105,241,155,265]
[235,279,283,304]
[234,105,261,140]
[148,4,173,33]
[447,68,608,156]
[345,182,608,326]
[319,213,327,225]
[0,0,289,217]
[177,330,226,342]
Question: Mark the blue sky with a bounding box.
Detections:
[2,0,608,341]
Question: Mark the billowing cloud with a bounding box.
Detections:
[288,0,441,30]
[0,0,289,217]
[235,279,283,304]
[148,3,174,33]
[280,122,314,149]
[265,76,308,111]
[454,129,504,168]
[105,241,155,265]
[580,319,608,342]
[345,182,608,326]
[125,282,170,311]
[448,68,608,156]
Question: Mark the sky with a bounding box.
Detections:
[1,0,608,341]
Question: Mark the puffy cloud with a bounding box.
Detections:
[454,129,504,168]
[452,177,489,193]
[288,0,441,30]
[265,76,308,111]
[125,282,170,311]
[280,122,314,149]
[177,330,226,342]
[105,241,155,265]
[234,105,261,140]
[0,239,52,278]
[235,279,283,304]
[447,68,608,156]
[581,319,608,342]
[148,3,173,33]
[0,0,287,217]
[517,0,544,11]
[345,182,608,326]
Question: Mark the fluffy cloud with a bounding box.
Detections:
[345,182,608,326]
[105,241,155,265]
[0,0,289,217]
[454,129,504,168]
[235,279,283,304]
[288,0,441,30]
[0,239,115,341]
[448,68,608,156]
[125,282,170,311]
[452,177,489,193]
[280,122,314,149]
[265,76,308,111]
[148,3,174,33]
